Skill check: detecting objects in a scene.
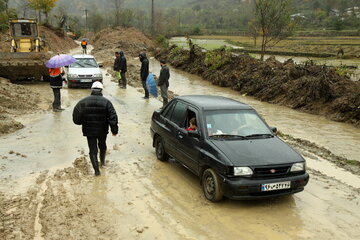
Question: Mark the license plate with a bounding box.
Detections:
[80,79,92,83]
[261,181,291,191]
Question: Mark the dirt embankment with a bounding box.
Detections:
[155,46,360,127]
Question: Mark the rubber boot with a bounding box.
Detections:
[100,149,106,167]
[90,154,100,176]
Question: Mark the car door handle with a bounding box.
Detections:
[178,131,184,139]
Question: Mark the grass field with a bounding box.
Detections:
[190,35,360,57]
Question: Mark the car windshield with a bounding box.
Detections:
[205,109,273,139]
[70,58,98,68]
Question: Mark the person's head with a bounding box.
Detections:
[139,52,147,62]
[160,59,166,67]
[91,81,103,92]
[119,51,124,57]
[189,117,197,130]
[115,51,120,57]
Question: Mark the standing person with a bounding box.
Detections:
[119,51,127,89]
[81,39,87,54]
[72,81,118,176]
[157,59,170,107]
[139,52,149,99]
[113,51,121,86]
[49,67,66,112]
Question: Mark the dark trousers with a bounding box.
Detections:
[121,72,127,87]
[142,80,149,98]
[87,135,107,157]
[52,88,61,109]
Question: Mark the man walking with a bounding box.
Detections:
[119,51,127,88]
[139,52,149,99]
[157,59,170,107]
[72,81,118,176]
[113,51,121,86]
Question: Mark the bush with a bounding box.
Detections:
[204,47,231,70]
[156,35,169,49]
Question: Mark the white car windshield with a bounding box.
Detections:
[205,110,272,138]
[70,58,98,68]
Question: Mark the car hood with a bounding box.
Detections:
[68,68,101,75]
[210,137,304,166]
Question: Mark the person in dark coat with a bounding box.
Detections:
[139,52,149,99]
[157,59,170,107]
[113,52,121,86]
[72,81,118,176]
[119,51,127,89]
[49,67,66,112]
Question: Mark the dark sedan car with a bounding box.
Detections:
[150,95,309,202]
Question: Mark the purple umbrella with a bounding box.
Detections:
[45,54,76,68]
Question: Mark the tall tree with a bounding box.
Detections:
[28,0,57,22]
[113,0,124,26]
[254,0,295,60]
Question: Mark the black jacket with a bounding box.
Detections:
[119,51,127,73]
[157,65,170,87]
[139,54,149,82]
[113,56,121,71]
[73,90,118,137]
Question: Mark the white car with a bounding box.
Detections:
[66,54,103,88]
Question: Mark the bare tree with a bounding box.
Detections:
[113,0,124,26]
[254,0,295,60]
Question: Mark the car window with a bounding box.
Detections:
[70,58,98,68]
[205,109,272,137]
[170,101,187,126]
[162,101,175,119]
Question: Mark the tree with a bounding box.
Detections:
[254,0,295,60]
[28,0,58,22]
[113,0,124,26]
[248,19,259,47]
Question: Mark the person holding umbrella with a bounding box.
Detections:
[46,54,76,112]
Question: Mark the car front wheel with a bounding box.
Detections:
[202,168,223,202]
[155,136,168,162]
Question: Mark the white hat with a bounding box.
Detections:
[91,81,103,89]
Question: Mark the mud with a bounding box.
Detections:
[1,38,360,239]
[155,46,360,127]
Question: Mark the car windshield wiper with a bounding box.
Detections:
[210,134,248,140]
[245,133,274,138]
[83,62,97,67]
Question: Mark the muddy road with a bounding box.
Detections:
[1,50,360,239]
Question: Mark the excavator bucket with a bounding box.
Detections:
[0,52,50,82]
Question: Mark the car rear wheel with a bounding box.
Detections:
[202,168,223,202]
[155,136,168,162]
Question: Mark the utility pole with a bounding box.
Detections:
[82,9,88,32]
[151,0,154,34]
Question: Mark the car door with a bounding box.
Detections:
[176,107,202,174]
[165,101,188,159]
[157,101,177,157]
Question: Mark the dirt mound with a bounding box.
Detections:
[91,27,156,67]
[0,78,43,135]
[155,47,360,127]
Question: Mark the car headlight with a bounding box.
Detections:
[93,73,102,78]
[67,74,78,78]
[290,162,306,172]
[233,167,253,176]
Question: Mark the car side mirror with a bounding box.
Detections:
[98,63,103,68]
[271,127,277,134]
[64,65,69,68]
[188,130,200,138]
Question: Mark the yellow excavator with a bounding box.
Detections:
[0,19,50,82]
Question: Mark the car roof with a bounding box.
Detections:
[72,54,95,59]
[176,95,253,110]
